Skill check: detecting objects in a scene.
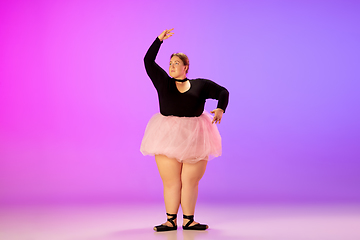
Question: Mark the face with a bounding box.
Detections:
[169,56,188,79]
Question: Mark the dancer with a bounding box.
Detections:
[141,28,229,231]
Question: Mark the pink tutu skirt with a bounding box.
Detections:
[140,112,222,163]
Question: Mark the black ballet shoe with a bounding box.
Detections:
[154,213,177,232]
[182,214,208,230]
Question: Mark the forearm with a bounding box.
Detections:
[216,88,229,113]
[144,37,168,88]
[144,37,162,63]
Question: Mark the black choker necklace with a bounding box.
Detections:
[174,78,188,83]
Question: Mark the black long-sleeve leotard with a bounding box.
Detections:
[144,37,229,117]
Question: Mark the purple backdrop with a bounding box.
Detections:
[1,0,359,204]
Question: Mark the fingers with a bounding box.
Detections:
[165,28,174,35]
[158,28,174,41]
[212,116,222,124]
[211,110,217,124]
[164,29,174,40]
[211,109,223,124]
[165,28,174,34]
[164,34,174,40]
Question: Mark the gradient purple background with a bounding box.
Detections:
[1,0,359,205]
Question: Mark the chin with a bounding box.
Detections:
[170,74,178,78]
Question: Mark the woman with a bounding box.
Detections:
[141,29,229,231]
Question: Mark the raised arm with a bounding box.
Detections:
[144,29,174,89]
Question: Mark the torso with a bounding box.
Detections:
[144,38,229,117]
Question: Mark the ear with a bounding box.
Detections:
[184,65,189,72]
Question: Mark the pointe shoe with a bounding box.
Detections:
[154,213,178,232]
[182,214,208,230]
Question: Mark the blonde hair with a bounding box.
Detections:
[170,53,189,74]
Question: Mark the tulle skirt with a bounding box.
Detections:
[140,112,222,163]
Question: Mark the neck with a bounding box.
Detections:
[174,78,188,83]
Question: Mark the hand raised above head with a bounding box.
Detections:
[158,28,174,42]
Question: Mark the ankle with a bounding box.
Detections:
[182,214,195,225]
[166,213,177,226]
[167,217,177,223]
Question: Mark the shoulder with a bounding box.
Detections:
[192,78,227,92]
[189,78,213,84]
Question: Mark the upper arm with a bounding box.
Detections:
[203,79,229,112]
[143,38,169,89]
[144,60,169,89]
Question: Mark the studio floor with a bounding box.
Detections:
[1,202,360,240]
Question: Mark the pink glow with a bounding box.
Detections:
[1,0,359,204]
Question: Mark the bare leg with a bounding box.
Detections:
[181,160,207,226]
[155,154,182,226]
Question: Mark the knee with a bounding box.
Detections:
[163,180,182,190]
[181,177,200,188]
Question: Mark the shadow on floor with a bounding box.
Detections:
[89,228,252,240]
